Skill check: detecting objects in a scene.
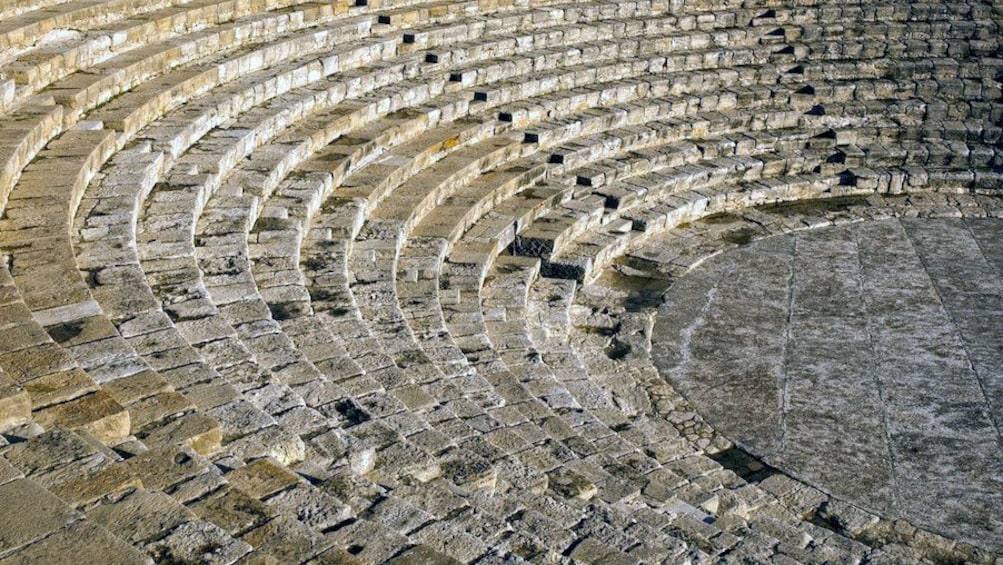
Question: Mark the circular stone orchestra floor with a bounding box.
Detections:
[650,218,1003,552]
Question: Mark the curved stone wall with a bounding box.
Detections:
[0,0,998,562]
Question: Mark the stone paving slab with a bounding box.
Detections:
[652,218,1003,552]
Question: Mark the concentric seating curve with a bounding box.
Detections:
[0,0,1000,561]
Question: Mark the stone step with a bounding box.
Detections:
[0,426,254,562]
[37,6,347,123]
[0,463,155,562]
[0,0,182,53]
[1,0,331,102]
[513,196,607,260]
[0,0,76,21]
[90,16,380,143]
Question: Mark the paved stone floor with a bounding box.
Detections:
[652,218,1003,553]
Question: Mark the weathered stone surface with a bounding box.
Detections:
[32,390,130,442]
[87,488,195,546]
[653,219,1003,552]
[9,520,152,564]
[224,457,300,500]
[147,520,253,564]
[0,479,78,553]
[0,371,30,431]
[189,487,276,536]
[0,0,1000,561]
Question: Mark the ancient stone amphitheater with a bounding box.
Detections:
[0,0,1000,562]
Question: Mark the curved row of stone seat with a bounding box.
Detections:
[54,0,670,477]
[0,1,649,561]
[80,8,609,565]
[68,0,994,309]
[0,130,329,561]
[0,0,75,20]
[246,3,998,517]
[0,1,361,210]
[211,19,822,557]
[0,130,371,557]
[0,0,182,55]
[66,0,601,455]
[1,420,399,562]
[476,257,880,562]
[748,0,989,18]
[500,189,1000,565]
[325,142,698,559]
[427,145,831,460]
[389,88,978,343]
[0,129,149,444]
[286,37,918,561]
[2,0,582,208]
[27,0,395,455]
[389,100,830,388]
[501,116,996,405]
[236,70,994,565]
[62,2,750,557]
[379,50,998,553]
[0,0,998,560]
[497,66,998,278]
[430,185,930,562]
[121,0,690,463]
[0,131,290,560]
[533,133,999,283]
[493,165,986,449]
[164,0,790,439]
[296,72,774,391]
[0,0,335,111]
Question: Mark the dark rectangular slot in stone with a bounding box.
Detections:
[708,446,777,483]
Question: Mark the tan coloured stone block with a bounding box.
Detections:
[125,391,195,431]
[0,479,77,552]
[0,370,30,431]
[0,342,74,382]
[189,487,275,536]
[22,368,98,409]
[138,411,222,455]
[102,369,171,405]
[10,520,152,564]
[240,517,331,563]
[49,463,142,507]
[87,488,194,546]
[224,457,300,500]
[33,390,130,443]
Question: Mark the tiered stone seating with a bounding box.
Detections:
[0,0,335,110]
[0,0,999,560]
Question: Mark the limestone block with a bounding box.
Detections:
[33,390,130,443]
[49,462,142,507]
[0,479,78,553]
[0,370,29,431]
[88,488,195,546]
[138,411,222,455]
[225,457,300,500]
[147,520,252,564]
[189,487,276,536]
[265,484,352,531]
[9,520,152,564]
